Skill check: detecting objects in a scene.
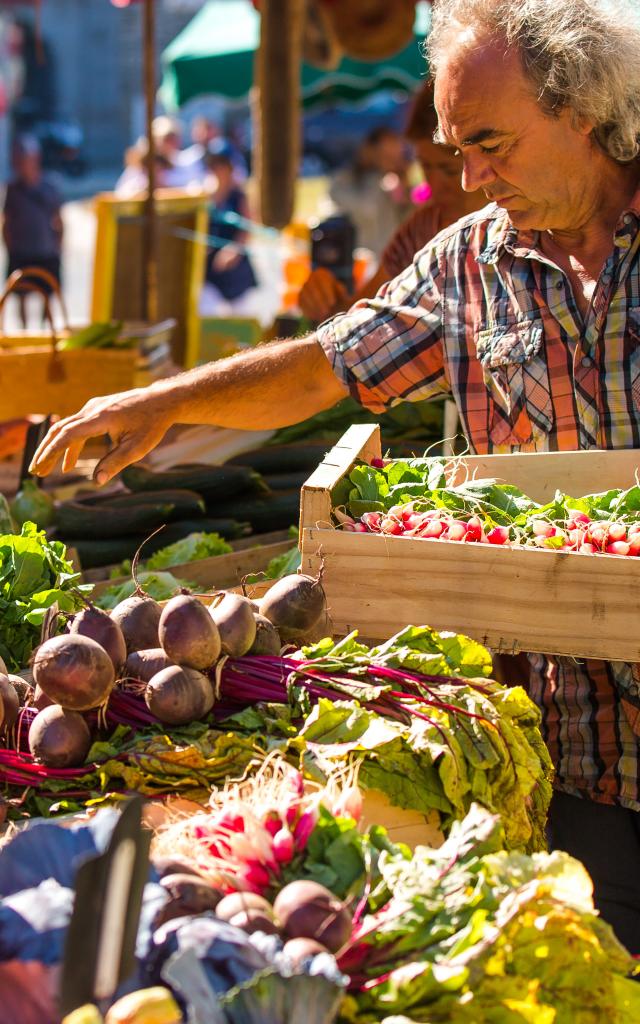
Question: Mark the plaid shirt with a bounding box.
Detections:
[318,197,640,812]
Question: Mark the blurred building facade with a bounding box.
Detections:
[13,0,208,173]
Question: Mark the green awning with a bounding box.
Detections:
[160,0,430,112]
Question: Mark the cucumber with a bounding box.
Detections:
[228,443,330,474]
[121,462,268,498]
[77,489,206,519]
[55,501,176,539]
[205,490,300,533]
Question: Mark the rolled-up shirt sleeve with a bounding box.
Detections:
[316,243,450,413]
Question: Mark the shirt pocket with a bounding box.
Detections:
[476,318,553,446]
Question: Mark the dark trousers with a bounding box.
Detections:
[547,790,640,954]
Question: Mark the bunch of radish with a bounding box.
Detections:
[348,502,640,556]
[152,764,356,953]
[12,569,329,770]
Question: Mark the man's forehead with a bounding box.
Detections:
[433,42,532,145]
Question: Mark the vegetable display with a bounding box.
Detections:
[336,456,640,555]
[0,577,551,849]
[2,792,636,1024]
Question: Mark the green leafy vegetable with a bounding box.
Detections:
[113,530,232,577]
[339,805,640,1024]
[0,522,89,671]
[95,571,193,611]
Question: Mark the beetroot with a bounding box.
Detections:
[110,594,162,654]
[69,605,127,674]
[260,573,326,638]
[216,892,273,922]
[0,674,19,731]
[282,937,329,966]
[32,684,54,711]
[229,909,279,936]
[145,665,213,725]
[29,706,91,767]
[124,648,174,683]
[248,615,281,656]
[273,880,352,953]
[209,594,256,657]
[33,634,115,711]
[7,673,32,707]
[159,595,221,670]
[155,873,223,925]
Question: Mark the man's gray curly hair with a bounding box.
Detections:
[427,0,640,163]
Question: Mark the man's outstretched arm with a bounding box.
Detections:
[30,334,348,485]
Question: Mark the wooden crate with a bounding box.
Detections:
[299,424,640,662]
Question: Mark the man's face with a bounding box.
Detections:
[434,38,595,231]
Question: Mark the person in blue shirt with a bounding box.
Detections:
[200,138,258,317]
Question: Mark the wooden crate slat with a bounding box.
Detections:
[299,424,381,534]
[89,540,293,597]
[301,526,640,662]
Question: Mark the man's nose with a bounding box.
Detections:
[461,151,496,193]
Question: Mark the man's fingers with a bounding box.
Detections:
[29,416,107,476]
[92,431,164,486]
[61,442,85,474]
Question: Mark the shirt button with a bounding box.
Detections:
[555,280,563,290]
[624,214,633,224]
[581,355,594,369]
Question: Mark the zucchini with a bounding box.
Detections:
[262,472,309,491]
[70,535,149,569]
[78,488,205,519]
[227,442,330,474]
[121,462,268,498]
[206,490,300,533]
[149,517,252,545]
[55,501,176,539]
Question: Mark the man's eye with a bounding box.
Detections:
[480,144,501,154]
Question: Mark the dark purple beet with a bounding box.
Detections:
[33,634,115,711]
[68,605,127,674]
[29,705,92,767]
[110,594,162,654]
[0,674,19,731]
[159,594,221,670]
[145,665,214,725]
[124,648,174,683]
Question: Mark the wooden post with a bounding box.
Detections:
[142,0,158,323]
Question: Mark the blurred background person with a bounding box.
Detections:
[199,137,258,317]
[2,134,62,327]
[178,114,248,186]
[327,125,412,260]
[114,135,173,197]
[300,82,482,323]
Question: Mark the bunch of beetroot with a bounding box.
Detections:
[350,502,640,555]
[11,570,329,770]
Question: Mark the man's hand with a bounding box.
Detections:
[299,268,350,323]
[29,387,174,485]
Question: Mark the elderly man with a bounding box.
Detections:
[32,0,640,949]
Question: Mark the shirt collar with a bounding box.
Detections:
[476,185,640,266]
